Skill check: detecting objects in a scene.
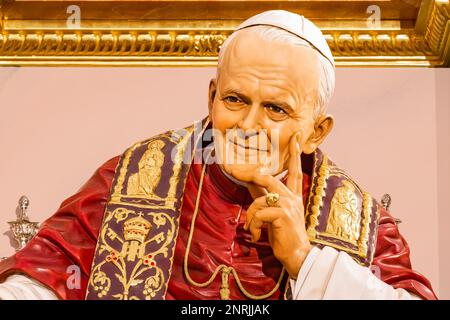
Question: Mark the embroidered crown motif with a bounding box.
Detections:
[123,215,152,243]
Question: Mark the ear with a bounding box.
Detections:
[208,78,218,118]
[303,114,334,154]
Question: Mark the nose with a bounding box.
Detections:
[238,104,262,134]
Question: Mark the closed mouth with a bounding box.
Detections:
[228,138,269,152]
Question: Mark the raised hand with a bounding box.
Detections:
[243,132,312,279]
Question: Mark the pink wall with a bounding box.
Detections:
[436,69,450,299]
[0,67,448,298]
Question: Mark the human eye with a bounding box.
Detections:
[264,103,289,121]
[222,95,246,110]
[265,104,286,114]
[224,96,242,104]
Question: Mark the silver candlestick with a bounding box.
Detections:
[8,196,39,250]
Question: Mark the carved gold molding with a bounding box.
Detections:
[0,0,449,67]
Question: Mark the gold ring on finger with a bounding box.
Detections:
[265,192,280,207]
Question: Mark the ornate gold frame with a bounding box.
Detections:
[0,0,449,67]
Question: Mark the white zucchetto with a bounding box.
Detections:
[235,10,335,67]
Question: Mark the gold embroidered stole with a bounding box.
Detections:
[304,150,379,267]
[86,119,208,300]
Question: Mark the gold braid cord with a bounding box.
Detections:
[183,151,286,300]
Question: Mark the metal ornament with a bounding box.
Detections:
[8,196,39,251]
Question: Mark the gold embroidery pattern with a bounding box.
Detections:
[325,180,361,244]
[127,140,165,197]
[88,208,175,300]
[86,119,211,300]
[110,142,141,203]
[305,151,379,266]
[359,192,375,259]
[86,132,191,300]
[109,130,193,209]
[306,152,329,239]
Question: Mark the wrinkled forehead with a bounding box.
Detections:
[218,29,321,90]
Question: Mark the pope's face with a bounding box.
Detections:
[208,28,332,181]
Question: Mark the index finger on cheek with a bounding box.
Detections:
[286,132,303,196]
